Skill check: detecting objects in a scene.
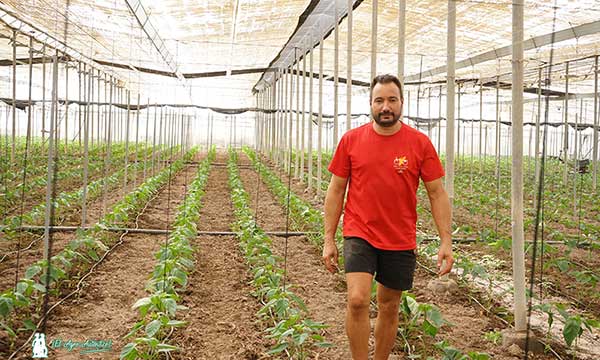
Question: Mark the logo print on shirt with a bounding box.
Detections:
[393,156,409,174]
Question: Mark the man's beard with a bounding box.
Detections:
[372,110,401,127]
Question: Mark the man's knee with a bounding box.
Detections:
[347,292,370,315]
[377,297,401,315]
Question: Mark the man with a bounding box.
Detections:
[322,74,453,359]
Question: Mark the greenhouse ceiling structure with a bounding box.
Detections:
[0,0,600,359]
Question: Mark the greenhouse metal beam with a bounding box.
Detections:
[404,19,600,83]
[511,0,527,334]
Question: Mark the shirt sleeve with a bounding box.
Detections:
[328,134,350,178]
[420,137,445,182]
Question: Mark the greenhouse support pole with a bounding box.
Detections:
[346,0,353,131]
[27,36,33,151]
[102,77,114,217]
[457,83,461,166]
[563,61,569,184]
[333,1,339,150]
[97,70,102,147]
[287,66,291,170]
[534,67,542,207]
[308,47,314,192]
[42,44,47,147]
[42,49,59,263]
[81,62,90,228]
[301,51,306,181]
[272,78,277,160]
[124,90,131,188]
[510,0,527,333]
[318,37,324,196]
[495,76,500,178]
[134,94,140,186]
[438,85,442,152]
[428,88,432,138]
[371,0,377,80]
[573,110,579,216]
[445,0,456,209]
[11,30,16,163]
[289,64,295,172]
[152,104,157,176]
[296,53,301,178]
[593,55,598,191]
[398,0,406,86]
[479,84,483,162]
[64,59,69,149]
[143,100,149,179]
[158,107,163,170]
[78,63,82,148]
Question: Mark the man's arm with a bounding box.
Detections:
[322,174,348,273]
[423,178,454,276]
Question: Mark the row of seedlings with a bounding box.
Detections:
[250,147,493,359]
[228,149,330,358]
[1,143,152,216]
[1,144,175,233]
[120,146,215,359]
[0,147,197,351]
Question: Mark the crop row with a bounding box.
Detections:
[0,147,197,352]
[120,146,215,359]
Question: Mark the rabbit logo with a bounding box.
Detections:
[32,332,48,358]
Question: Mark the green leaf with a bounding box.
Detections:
[563,317,583,347]
[146,319,161,337]
[266,342,288,354]
[119,342,138,360]
[132,297,151,310]
[25,265,42,279]
[23,319,37,331]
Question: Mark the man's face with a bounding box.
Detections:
[370,82,403,127]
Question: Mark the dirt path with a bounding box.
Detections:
[237,156,351,359]
[10,158,199,359]
[172,153,272,359]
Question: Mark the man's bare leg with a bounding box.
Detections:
[346,272,373,360]
[374,283,402,360]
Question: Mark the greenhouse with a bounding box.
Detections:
[0,0,599,359]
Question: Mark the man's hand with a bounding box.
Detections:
[322,240,339,273]
[437,241,454,276]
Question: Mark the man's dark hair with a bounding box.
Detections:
[370,74,404,102]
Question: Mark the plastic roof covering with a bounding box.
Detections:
[0,0,598,108]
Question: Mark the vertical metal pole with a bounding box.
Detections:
[371,0,378,80]
[534,67,542,207]
[398,0,406,86]
[495,76,501,178]
[445,0,456,209]
[134,94,140,186]
[457,83,461,166]
[308,48,314,192]
[333,2,339,150]
[124,90,130,188]
[81,62,90,227]
[64,61,69,148]
[296,51,301,178]
[42,50,59,263]
[301,51,306,181]
[479,84,483,161]
[511,0,526,333]
[318,37,324,195]
[102,77,114,216]
[11,30,16,163]
[347,0,353,132]
[563,61,570,184]
[27,37,33,151]
[593,56,598,191]
[438,85,442,152]
[152,105,157,176]
[42,44,47,147]
[144,100,150,180]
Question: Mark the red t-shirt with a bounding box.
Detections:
[328,122,445,250]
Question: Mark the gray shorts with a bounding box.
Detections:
[343,237,416,291]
